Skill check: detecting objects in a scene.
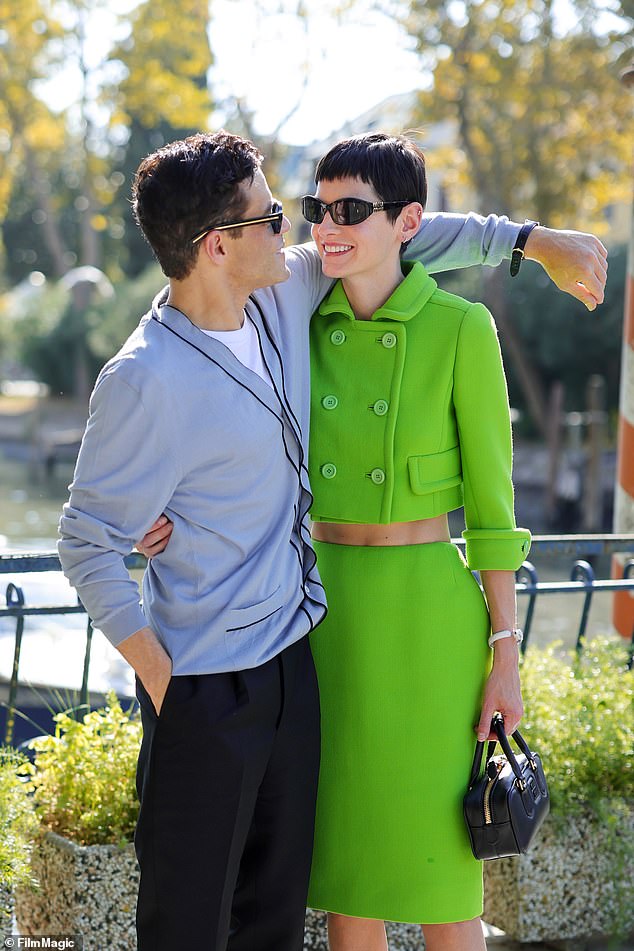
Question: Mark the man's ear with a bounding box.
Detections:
[400,202,424,243]
[199,230,228,265]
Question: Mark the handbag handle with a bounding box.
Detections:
[467,714,534,790]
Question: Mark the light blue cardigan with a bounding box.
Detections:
[58,214,521,675]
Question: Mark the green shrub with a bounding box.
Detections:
[22,692,141,846]
[0,748,39,918]
[521,636,634,814]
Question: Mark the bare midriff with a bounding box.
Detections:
[311,513,451,547]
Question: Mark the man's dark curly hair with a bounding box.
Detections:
[132,131,263,280]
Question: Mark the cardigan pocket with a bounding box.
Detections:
[226,587,284,633]
[408,446,463,495]
[224,586,285,662]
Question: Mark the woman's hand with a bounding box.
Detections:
[136,514,173,559]
[476,639,523,741]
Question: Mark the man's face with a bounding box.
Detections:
[225,169,291,291]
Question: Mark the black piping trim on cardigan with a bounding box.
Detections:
[226,604,284,632]
[150,315,308,533]
[151,310,322,601]
[248,296,305,445]
[246,297,321,594]
[151,313,286,425]
[247,301,306,475]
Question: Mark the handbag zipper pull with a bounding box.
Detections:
[484,757,505,825]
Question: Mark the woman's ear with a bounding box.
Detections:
[400,202,424,243]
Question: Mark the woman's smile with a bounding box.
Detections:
[323,243,353,255]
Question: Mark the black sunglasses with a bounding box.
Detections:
[301,195,414,226]
[191,200,284,244]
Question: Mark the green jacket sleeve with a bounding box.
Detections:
[453,302,531,570]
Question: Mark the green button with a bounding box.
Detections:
[381,332,397,349]
[321,463,337,479]
[322,395,339,410]
[373,399,389,416]
[330,329,346,346]
[370,467,385,485]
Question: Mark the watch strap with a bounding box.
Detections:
[510,220,539,277]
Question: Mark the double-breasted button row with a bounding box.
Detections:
[320,396,389,416]
[330,329,397,349]
[319,463,386,485]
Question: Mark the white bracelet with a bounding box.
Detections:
[488,628,523,648]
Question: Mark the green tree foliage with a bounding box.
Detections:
[0,0,213,286]
[399,0,631,228]
[0,1,69,277]
[11,263,163,395]
[386,0,631,435]
[106,0,214,275]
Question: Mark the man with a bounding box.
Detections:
[58,130,606,951]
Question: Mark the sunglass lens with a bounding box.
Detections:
[338,199,371,225]
[270,201,283,234]
[302,197,323,224]
[301,196,373,225]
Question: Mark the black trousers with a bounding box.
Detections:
[134,635,320,951]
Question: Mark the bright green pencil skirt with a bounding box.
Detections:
[308,541,491,924]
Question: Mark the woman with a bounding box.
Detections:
[300,133,529,951]
[139,133,530,951]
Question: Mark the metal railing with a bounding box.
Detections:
[1,538,633,745]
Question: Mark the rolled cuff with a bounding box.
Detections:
[462,527,531,571]
[91,601,148,648]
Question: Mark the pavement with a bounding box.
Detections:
[483,921,634,950]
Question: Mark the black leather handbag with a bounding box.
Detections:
[463,714,549,860]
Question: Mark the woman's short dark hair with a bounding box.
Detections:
[132,131,263,280]
[314,132,427,224]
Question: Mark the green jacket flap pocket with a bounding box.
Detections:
[408,446,462,495]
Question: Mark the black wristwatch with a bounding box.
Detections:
[510,220,539,277]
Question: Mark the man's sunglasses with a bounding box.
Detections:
[191,201,284,244]
[301,195,414,226]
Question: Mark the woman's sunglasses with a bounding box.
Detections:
[191,200,284,244]
[301,195,414,226]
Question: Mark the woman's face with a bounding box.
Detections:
[310,177,405,284]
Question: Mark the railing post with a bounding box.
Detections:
[5,583,26,746]
[80,608,93,713]
[571,561,596,654]
[516,562,538,653]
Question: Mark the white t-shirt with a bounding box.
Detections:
[201,313,273,388]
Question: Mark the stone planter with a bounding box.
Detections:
[15,831,139,950]
[483,806,634,944]
[305,909,423,949]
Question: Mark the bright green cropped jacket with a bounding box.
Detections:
[308,261,531,571]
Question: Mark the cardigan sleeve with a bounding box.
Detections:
[453,302,531,570]
[404,213,522,273]
[58,365,181,646]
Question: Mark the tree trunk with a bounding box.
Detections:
[482,269,548,440]
[24,149,69,279]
